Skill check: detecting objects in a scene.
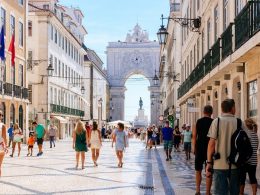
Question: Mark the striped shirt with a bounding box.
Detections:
[248,130,259,166]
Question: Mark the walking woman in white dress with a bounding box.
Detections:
[89,122,102,166]
[0,110,7,177]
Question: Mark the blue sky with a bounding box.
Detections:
[60,0,169,121]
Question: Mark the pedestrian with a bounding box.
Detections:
[152,125,158,149]
[173,126,181,152]
[0,110,7,177]
[239,118,259,195]
[183,124,192,160]
[112,122,126,168]
[49,124,57,148]
[146,127,153,149]
[32,121,46,156]
[206,99,243,195]
[161,121,174,161]
[27,133,35,156]
[89,122,102,167]
[10,123,23,157]
[7,123,13,148]
[73,120,88,170]
[193,105,213,195]
[101,125,106,140]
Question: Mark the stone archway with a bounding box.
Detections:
[107,24,160,124]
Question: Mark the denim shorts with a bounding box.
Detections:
[213,169,240,195]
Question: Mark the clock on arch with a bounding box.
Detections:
[131,54,143,65]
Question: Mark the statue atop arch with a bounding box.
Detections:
[139,97,143,110]
[125,24,149,43]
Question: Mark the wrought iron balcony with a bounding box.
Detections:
[22,88,29,99]
[221,23,233,60]
[235,1,260,50]
[211,38,221,68]
[3,83,13,96]
[204,50,212,75]
[13,85,22,98]
[50,104,84,117]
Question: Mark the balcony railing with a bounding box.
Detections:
[204,50,212,75]
[13,85,22,98]
[221,23,233,60]
[50,104,84,117]
[177,1,260,99]
[22,88,28,99]
[3,83,13,96]
[211,38,220,68]
[235,1,260,49]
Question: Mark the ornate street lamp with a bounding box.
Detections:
[157,14,201,45]
[47,56,54,77]
[153,69,159,86]
[80,86,85,94]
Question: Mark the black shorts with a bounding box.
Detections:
[28,145,33,149]
[195,155,206,171]
[37,138,43,145]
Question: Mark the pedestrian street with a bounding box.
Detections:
[0,139,259,195]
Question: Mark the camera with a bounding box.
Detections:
[212,152,220,160]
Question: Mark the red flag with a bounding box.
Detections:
[8,34,15,66]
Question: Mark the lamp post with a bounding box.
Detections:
[157,14,201,45]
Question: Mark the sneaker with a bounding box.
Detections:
[37,153,40,156]
[166,158,169,161]
[169,155,172,160]
[27,153,30,156]
[195,192,201,195]
[9,154,13,157]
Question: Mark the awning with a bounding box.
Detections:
[53,116,68,123]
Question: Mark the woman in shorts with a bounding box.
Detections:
[10,123,23,157]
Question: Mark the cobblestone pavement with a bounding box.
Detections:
[0,139,259,195]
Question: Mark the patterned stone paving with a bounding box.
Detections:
[0,139,259,195]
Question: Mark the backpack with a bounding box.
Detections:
[227,118,252,167]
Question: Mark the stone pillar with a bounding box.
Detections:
[148,86,160,126]
[110,86,126,121]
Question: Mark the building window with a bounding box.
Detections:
[19,22,23,47]
[58,60,61,76]
[202,29,205,55]
[11,65,15,84]
[18,0,24,6]
[54,57,57,75]
[28,21,32,36]
[50,87,53,104]
[54,88,57,104]
[207,18,211,50]
[197,0,200,11]
[62,63,64,79]
[18,64,23,86]
[197,38,200,62]
[61,12,64,23]
[248,80,257,117]
[224,0,229,30]
[214,5,219,42]
[54,28,57,43]
[43,4,49,10]
[62,37,64,50]
[235,0,243,16]
[1,8,6,35]
[65,38,67,53]
[10,104,15,124]
[10,15,15,36]
[65,65,67,80]
[28,85,32,103]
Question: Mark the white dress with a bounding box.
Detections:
[90,130,101,149]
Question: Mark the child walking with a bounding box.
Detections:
[112,122,126,168]
[27,133,35,156]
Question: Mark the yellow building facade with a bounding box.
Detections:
[161,0,260,142]
[0,0,28,136]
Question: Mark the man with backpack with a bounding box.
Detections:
[206,99,249,195]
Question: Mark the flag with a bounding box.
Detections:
[0,26,5,61]
[8,33,15,66]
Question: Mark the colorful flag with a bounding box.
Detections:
[0,26,5,61]
[8,34,15,66]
